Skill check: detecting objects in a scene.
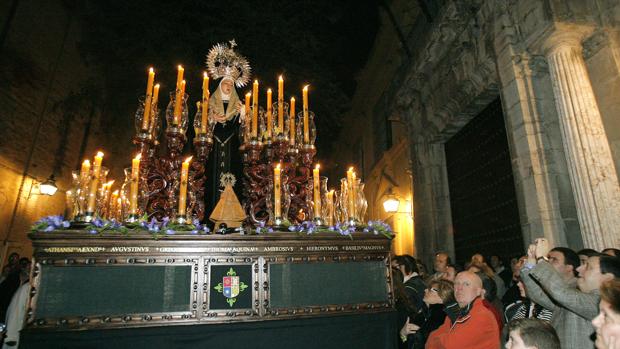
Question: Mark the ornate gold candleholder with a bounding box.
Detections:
[242,140,270,227]
[287,144,315,224]
[191,134,213,222]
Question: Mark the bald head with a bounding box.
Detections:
[454,271,483,307]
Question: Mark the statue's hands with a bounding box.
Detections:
[212,114,227,123]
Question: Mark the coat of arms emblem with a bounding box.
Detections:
[214,267,248,307]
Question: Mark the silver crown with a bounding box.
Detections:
[206,39,251,88]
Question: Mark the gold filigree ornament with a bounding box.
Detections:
[205,39,252,88]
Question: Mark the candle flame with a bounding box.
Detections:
[303,85,309,91]
[329,189,335,194]
[279,75,283,81]
[291,97,295,101]
[203,71,208,79]
[83,159,90,165]
[178,65,183,71]
[267,88,272,93]
[349,166,354,171]
[315,164,320,170]
[112,190,119,196]
[149,67,154,73]
[246,92,251,98]
[154,83,160,89]
[276,163,281,170]
[184,156,193,164]
[254,80,258,84]
[106,180,115,187]
[135,153,142,160]
[96,151,104,158]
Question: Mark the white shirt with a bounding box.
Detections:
[2,282,30,349]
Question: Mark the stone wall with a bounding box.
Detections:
[0,0,133,265]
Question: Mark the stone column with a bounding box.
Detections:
[544,31,620,249]
[410,140,455,266]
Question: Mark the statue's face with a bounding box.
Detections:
[221,79,234,95]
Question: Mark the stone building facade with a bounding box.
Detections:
[0,1,132,264]
[334,0,620,265]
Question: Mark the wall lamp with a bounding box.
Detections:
[382,188,400,213]
[39,175,58,196]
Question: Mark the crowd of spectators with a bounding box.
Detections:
[393,238,620,348]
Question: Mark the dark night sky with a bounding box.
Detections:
[74,0,380,157]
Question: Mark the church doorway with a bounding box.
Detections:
[445,98,523,265]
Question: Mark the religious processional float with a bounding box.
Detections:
[33,41,392,239]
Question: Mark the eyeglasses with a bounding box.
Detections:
[426,287,439,293]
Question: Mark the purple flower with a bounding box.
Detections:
[165,229,175,235]
[92,217,104,228]
[161,216,170,227]
[43,225,55,232]
[88,229,98,234]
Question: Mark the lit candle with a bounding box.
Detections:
[289,97,296,145]
[173,66,185,125]
[201,72,210,134]
[142,67,155,130]
[176,65,184,90]
[267,88,272,140]
[274,163,281,218]
[245,92,251,118]
[129,154,141,216]
[252,80,259,138]
[278,76,284,133]
[80,159,90,181]
[116,197,122,220]
[303,85,309,143]
[174,80,186,125]
[347,167,356,220]
[313,164,321,219]
[150,83,160,133]
[178,156,192,218]
[102,180,114,219]
[87,151,104,214]
[110,190,119,220]
[327,190,335,226]
[152,83,160,106]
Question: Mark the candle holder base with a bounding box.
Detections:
[347,218,361,228]
[270,217,291,232]
[313,217,326,227]
[80,212,96,223]
[125,214,141,224]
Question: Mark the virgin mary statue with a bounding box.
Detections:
[204,40,251,228]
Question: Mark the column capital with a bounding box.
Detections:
[541,27,588,57]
